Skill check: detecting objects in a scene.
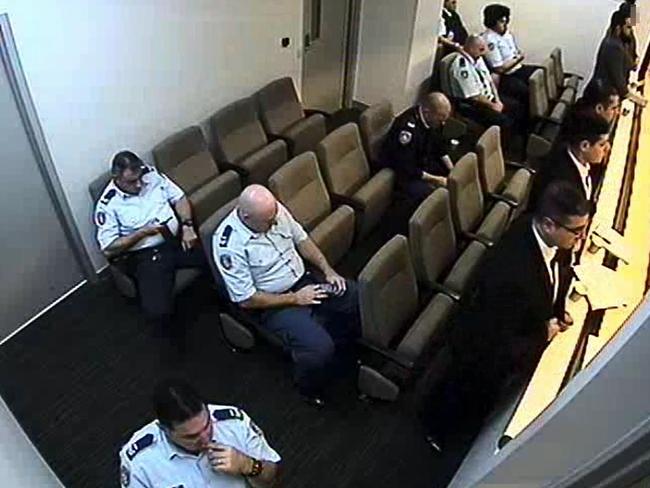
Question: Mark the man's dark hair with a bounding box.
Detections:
[565,113,611,147]
[111,150,145,177]
[579,78,619,107]
[536,181,591,224]
[609,9,630,33]
[153,379,206,429]
[618,1,635,17]
[483,4,510,29]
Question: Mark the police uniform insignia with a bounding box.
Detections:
[488,42,495,51]
[459,57,466,67]
[461,70,469,79]
[141,165,152,175]
[406,121,416,129]
[213,407,244,421]
[100,189,116,205]
[120,465,130,487]
[96,211,106,226]
[219,225,233,248]
[126,433,154,461]
[220,254,233,270]
[399,130,412,145]
[250,420,264,437]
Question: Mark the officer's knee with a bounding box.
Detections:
[305,338,336,368]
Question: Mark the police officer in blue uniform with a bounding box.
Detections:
[94,151,206,351]
[119,378,280,487]
[213,185,360,407]
[381,92,454,204]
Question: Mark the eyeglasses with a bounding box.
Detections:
[550,218,587,236]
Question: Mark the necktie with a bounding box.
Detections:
[550,253,560,303]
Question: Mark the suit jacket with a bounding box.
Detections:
[451,216,567,377]
[590,36,631,98]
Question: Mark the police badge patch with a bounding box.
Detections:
[120,465,130,487]
[399,130,412,145]
[96,211,106,226]
[220,254,233,270]
[461,70,469,79]
[488,42,495,51]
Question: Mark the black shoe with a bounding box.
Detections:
[425,434,443,454]
[300,393,326,408]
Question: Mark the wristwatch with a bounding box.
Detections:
[247,458,263,477]
[181,219,194,228]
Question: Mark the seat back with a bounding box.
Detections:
[542,57,559,101]
[89,171,112,204]
[359,235,419,348]
[152,126,219,194]
[448,152,484,235]
[439,52,460,98]
[316,122,370,197]
[268,152,331,231]
[209,97,269,164]
[257,77,305,135]
[199,199,239,296]
[529,69,550,119]
[476,125,506,195]
[550,47,564,87]
[359,100,394,166]
[409,189,458,288]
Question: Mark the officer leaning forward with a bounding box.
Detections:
[119,378,280,487]
[94,151,207,354]
[381,92,455,204]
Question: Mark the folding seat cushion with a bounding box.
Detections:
[409,189,487,299]
[551,47,582,91]
[359,100,394,169]
[357,235,454,400]
[476,126,533,217]
[210,97,287,185]
[448,153,510,246]
[316,123,394,238]
[152,126,241,225]
[542,57,575,105]
[268,152,355,265]
[256,77,327,156]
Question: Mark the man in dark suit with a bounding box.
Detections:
[529,114,611,210]
[420,181,591,451]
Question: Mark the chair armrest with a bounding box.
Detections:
[536,115,563,126]
[331,193,366,213]
[216,160,250,178]
[488,192,519,208]
[304,108,330,118]
[564,72,584,81]
[428,282,461,302]
[505,160,536,175]
[463,231,494,248]
[357,338,415,370]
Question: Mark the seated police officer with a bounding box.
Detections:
[213,185,360,407]
[438,0,469,57]
[481,4,537,108]
[449,35,524,147]
[94,151,206,353]
[119,378,280,487]
[381,92,454,203]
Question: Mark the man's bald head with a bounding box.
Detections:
[421,92,452,127]
[464,34,487,59]
[237,184,278,232]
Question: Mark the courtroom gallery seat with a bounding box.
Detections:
[316,122,394,239]
[447,152,510,247]
[409,188,487,301]
[152,126,241,224]
[209,97,288,186]
[357,235,455,401]
[268,151,355,266]
[359,100,395,172]
[551,47,583,92]
[256,77,328,156]
[541,56,575,106]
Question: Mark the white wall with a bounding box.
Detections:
[0,0,302,271]
[457,0,649,84]
[0,395,64,487]
[354,0,442,112]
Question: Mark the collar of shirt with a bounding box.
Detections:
[157,424,204,461]
[229,208,265,244]
[108,175,155,200]
[567,147,591,188]
[442,7,450,16]
[417,105,430,129]
[532,221,558,273]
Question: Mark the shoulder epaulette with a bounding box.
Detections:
[213,407,243,422]
[100,189,116,205]
[219,225,233,248]
[125,433,155,461]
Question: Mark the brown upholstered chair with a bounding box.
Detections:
[357,235,455,401]
[529,69,568,125]
[541,56,575,105]
[550,47,583,92]
[409,189,487,301]
[209,97,288,186]
[88,172,201,299]
[268,152,355,266]
[476,126,534,219]
[359,100,394,171]
[256,77,327,156]
[447,152,510,247]
[316,123,394,239]
[152,126,241,224]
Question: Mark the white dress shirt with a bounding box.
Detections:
[567,148,593,200]
[532,222,559,303]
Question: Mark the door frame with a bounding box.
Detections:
[0,14,95,282]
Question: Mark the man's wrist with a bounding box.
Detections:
[242,456,255,476]
[181,219,194,228]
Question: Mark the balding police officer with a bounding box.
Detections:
[213,185,360,407]
[119,378,280,488]
[94,151,206,352]
[448,35,524,146]
[381,92,454,203]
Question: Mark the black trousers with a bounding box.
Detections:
[458,95,526,150]
[124,240,207,334]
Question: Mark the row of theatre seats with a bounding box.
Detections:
[437,46,583,163]
[89,65,569,401]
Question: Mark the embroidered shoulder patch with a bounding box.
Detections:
[120,465,130,487]
[126,433,154,461]
[461,70,469,79]
[219,254,233,270]
[488,42,495,51]
[96,211,106,226]
[399,131,412,145]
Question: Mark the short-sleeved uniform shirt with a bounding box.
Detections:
[482,28,521,74]
[119,404,281,488]
[214,204,309,303]
[94,167,185,252]
[449,53,496,101]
